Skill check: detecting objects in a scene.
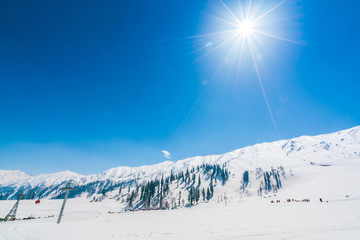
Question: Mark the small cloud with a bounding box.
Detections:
[205,42,214,48]
[161,150,171,159]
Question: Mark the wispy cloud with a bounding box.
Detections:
[205,41,214,48]
[161,150,171,159]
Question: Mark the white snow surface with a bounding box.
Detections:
[0,170,359,240]
[0,170,84,188]
[1,125,360,190]
[0,126,360,239]
[0,170,29,186]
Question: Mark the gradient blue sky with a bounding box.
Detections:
[0,0,359,175]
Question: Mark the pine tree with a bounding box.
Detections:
[170,171,175,182]
[206,187,211,201]
[243,171,249,188]
[195,188,200,203]
[188,187,193,206]
[158,180,162,208]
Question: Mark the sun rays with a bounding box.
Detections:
[191,0,302,135]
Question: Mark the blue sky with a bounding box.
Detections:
[0,0,359,175]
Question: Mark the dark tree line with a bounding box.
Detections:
[188,187,200,206]
[201,163,230,185]
[257,167,283,196]
[240,171,249,191]
[126,164,231,209]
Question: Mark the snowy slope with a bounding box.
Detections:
[1,196,360,240]
[0,126,359,205]
[0,170,29,185]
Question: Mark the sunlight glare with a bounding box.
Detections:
[191,0,303,136]
[236,21,254,37]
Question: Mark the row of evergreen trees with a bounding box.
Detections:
[122,164,228,210]
[201,163,230,185]
[240,171,249,191]
[1,163,229,207]
[257,168,283,196]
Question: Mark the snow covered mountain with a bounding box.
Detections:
[0,170,29,186]
[1,126,359,210]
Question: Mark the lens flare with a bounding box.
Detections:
[236,21,254,36]
[191,0,303,135]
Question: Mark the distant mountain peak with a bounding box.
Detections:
[0,125,359,204]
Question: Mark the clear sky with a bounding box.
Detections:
[0,0,359,175]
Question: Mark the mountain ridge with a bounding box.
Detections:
[0,125,359,206]
[2,125,359,179]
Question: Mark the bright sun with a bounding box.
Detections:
[192,0,302,136]
[236,21,255,37]
[197,0,300,54]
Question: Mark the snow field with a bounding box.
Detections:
[1,192,359,240]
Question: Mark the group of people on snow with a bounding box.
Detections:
[271,198,329,203]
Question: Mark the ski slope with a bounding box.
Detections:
[1,125,359,202]
[1,154,359,239]
[0,126,359,239]
[0,187,359,239]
